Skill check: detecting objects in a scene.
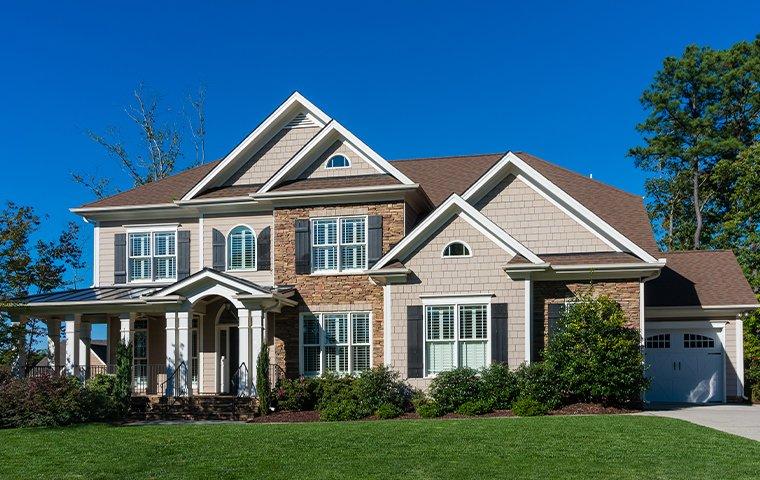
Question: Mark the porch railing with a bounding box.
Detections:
[160,361,187,397]
[24,363,166,395]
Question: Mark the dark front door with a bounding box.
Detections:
[229,327,239,394]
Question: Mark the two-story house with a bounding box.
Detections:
[9,93,758,403]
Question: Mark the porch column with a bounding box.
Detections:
[64,314,82,377]
[524,277,533,364]
[237,308,252,396]
[165,312,177,396]
[250,309,265,395]
[46,319,61,371]
[119,312,133,345]
[177,311,191,396]
[78,321,92,381]
[10,315,28,377]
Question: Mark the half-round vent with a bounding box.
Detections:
[284,112,320,129]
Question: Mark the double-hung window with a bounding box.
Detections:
[228,226,255,270]
[128,230,177,282]
[300,312,371,376]
[424,301,490,376]
[133,318,149,387]
[311,217,367,273]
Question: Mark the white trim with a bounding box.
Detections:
[372,194,543,270]
[258,121,415,194]
[123,223,180,232]
[646,320,730,330]
[182,92,331,201]
[298,311,373,376]
[325,154,351,170]
[441,240,473,258]
[383,284,392,366]
[198,214,204,269]
[462,152,659,263]
[646,304,760,318]
[421,294,494,304]
[640,281,645,345]
[736,318,745,398]
[149,269,272,299]
[524,278,533,364]
[310,216,368,274]
[92,222,100,287]
[225,224,257,272]
[252,183,419,200]
[126,229,179,284]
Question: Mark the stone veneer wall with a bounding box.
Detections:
[271,201,405,377]
[532,280,641,357]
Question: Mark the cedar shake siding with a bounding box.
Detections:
[475,174,612,254]
[272,201,405,377]
[390,215,526,390]
[298,140,380,179]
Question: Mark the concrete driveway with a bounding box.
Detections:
[639,404,760,441]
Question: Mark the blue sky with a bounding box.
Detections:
[1,0,758,293]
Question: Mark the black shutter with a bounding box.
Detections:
[212,229,225,271]
[407,305,424,378]
[367,215,383,268]
[114,233,127,284]
[177,230,191,280]
[257,226,271,271]
[491,303,508,364]
[294,219,310,274]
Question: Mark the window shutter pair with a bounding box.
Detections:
[293,215,383,274]
[212,227,271,271]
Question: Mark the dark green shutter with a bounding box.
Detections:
[294,219,310,274]
[114,233,127,284]
[407,305,424,378]
[177,230,191,280]
[257,226,271,271]
[367,215,383,268]
[212,229,225,271]
[491,303,508,364]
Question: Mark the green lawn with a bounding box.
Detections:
[1,416,757,479]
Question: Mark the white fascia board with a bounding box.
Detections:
[252,183,419,200]
[462,152,659,264]
[258,121,416,194]
[150,270,271,299]
[181,92,331,201]
[371,194,542,270]
[70,203,179,215]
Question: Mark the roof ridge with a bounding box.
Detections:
[390,152,507,163]
[514,151,642,200]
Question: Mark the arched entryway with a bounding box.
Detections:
[214,302,239,394]
[191,294,242,395]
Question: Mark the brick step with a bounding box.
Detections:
[130,396,257,421]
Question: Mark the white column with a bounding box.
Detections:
[46,319,61,371]
[165,312,177,396]
[177,311,191,396]
[237,308,252,396]
[524,277,533,364]
[11,315,28,376]
[79,321,92,380]
[737,317,745,399]
[119,313,133,345]
[64,314,82,376]
[250,309,265,394]
[639,280,646,345]
[383,284,392,367]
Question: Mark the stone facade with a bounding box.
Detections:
[272,201,405,377]
[532,279,641,356]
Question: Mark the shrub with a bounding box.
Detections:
[114,341,132,404]
[314,372,355,409]
[375,402,403,419]
[318,393,370,421]
[480,363,519,409]
[416,401,443,418]
[512,396,549,417]
[256,345,270,415]
[514,362,563,409]
[83,374,123,420]
[0,374,87,428]
[428,368,481,413]
[273,377,317,411]
[352,366,412,413]
[456,398,494,416]
[542,294,649,406]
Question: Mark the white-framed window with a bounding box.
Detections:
[300,311,371,376]
[127,230,177,282]
[547,300,579,339]
[311,217,367,273]
[133,318,149,387]
[325,154,350,169]
[442,241,472,258]
[423,297,490,377]
[227,225,256,271]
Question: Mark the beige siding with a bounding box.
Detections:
[200,308,217,394]
[475,174,612,254]
[298,140,379,179]
[202,212,274,286]
[391,215,525,390]
[226,127,320,186]
[98,218,199,286]
[725,320,739,399]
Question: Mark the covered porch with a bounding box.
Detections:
[10,269,296,397]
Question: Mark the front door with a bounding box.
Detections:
[217,326,239,394]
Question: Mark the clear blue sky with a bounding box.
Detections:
[1,1,758,290]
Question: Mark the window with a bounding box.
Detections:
[684,333,714,349]
[425,302,489,376]
[311,217,367,272]
[325,154,350,169]
[300,312,371,376]
[128,231,177,282]
[227,226,256,270]
[547,301,578,340]
[646,333,671,349]
[442,241,471,257]
[133,318,148,387]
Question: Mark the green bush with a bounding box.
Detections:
[83,374,124,420]
[352,366,412,413]
[514,362,563,409]
[256,345,270,415]
[428,368,481,413]
[456,398,494,416]
[480,363,519,409]
[375,402,403,419]
[314,372,355,409]
[0,374,87,428]
[273,377,317,411]
[318,393,370,421]
[542,295,649,406]
[416,401,443,418]
[512,396,549,417]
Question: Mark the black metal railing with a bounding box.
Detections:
[132,364,167,395]
[160,362,188,397]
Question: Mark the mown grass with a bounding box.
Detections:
[1,415,757,479]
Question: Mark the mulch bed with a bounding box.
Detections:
[247,404,637,424]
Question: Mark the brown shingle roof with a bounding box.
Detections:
[80,160,221,208]
[271,174,400,192]
[646,250,758,307]
[195,184,263,200]
[543,252,643,265]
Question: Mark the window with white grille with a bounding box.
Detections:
[227,226,256,270]
[300,312,371,376]
[311,217,366,273]
[128,231,177,282]
[425,302,490,376]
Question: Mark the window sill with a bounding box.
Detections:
[225,269,258,273]
[309,270,368,277]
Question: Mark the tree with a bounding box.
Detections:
[256,344,270,415]
[0,202,84,369]
[73,83,208,199]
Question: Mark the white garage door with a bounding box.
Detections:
[645,328,724,403]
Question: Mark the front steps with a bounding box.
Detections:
[130,395,258,421]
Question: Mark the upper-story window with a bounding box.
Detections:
[128,231,176,282]
[442,241,471,258]
[227,225,256,270]
[311,217,367,272]
[325,154,350,169]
